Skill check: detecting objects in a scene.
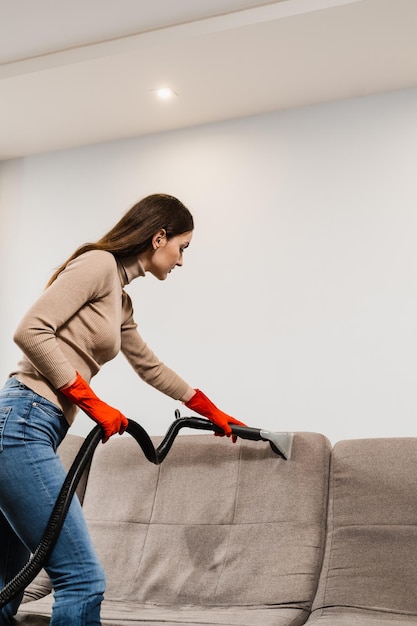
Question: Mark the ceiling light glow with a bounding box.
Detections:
[152,87,177,100]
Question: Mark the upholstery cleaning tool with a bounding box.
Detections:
[0,415,293,609]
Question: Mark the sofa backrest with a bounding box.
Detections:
[312,437,417,617]
[81,431,331,609]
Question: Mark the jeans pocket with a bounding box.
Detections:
[0,406,12,452]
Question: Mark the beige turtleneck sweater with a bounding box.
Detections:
[11,249,189,424]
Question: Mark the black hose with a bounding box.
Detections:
[0,415,220,609]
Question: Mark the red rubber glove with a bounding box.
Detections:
[60,372,128,443]
[184,389,246,442]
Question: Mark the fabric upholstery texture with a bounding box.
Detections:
[309,437,417,624]
[82,432,330,613]
[16,431,330,625]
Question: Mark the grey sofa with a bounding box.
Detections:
[13,430,417,625]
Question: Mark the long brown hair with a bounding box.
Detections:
[47,194,194,286]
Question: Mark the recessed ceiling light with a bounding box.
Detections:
[151,87,178,100]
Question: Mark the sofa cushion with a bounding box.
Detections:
[306,607,417,625]
[15,595,310,626]
[80,431,330,620]
[309,437,417,623]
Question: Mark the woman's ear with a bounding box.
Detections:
[152,229,167,250]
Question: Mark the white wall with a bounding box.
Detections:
[1,87,417,444]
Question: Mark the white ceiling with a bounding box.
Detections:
[1,0,417,160]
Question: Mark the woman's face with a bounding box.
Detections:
[148,230,193,280]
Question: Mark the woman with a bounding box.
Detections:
[0,193,244,626]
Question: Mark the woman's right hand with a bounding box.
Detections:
[60,372,128,443]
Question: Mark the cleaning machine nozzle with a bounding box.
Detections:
[228,424,294,460]
[173,411,293,460]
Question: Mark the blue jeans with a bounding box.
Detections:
[0,378,105,625]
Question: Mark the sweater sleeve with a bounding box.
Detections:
[120,292,189,400]
[13,251,117,389]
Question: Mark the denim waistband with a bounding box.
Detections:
[1,378,63,416]
[3,377,33,392]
